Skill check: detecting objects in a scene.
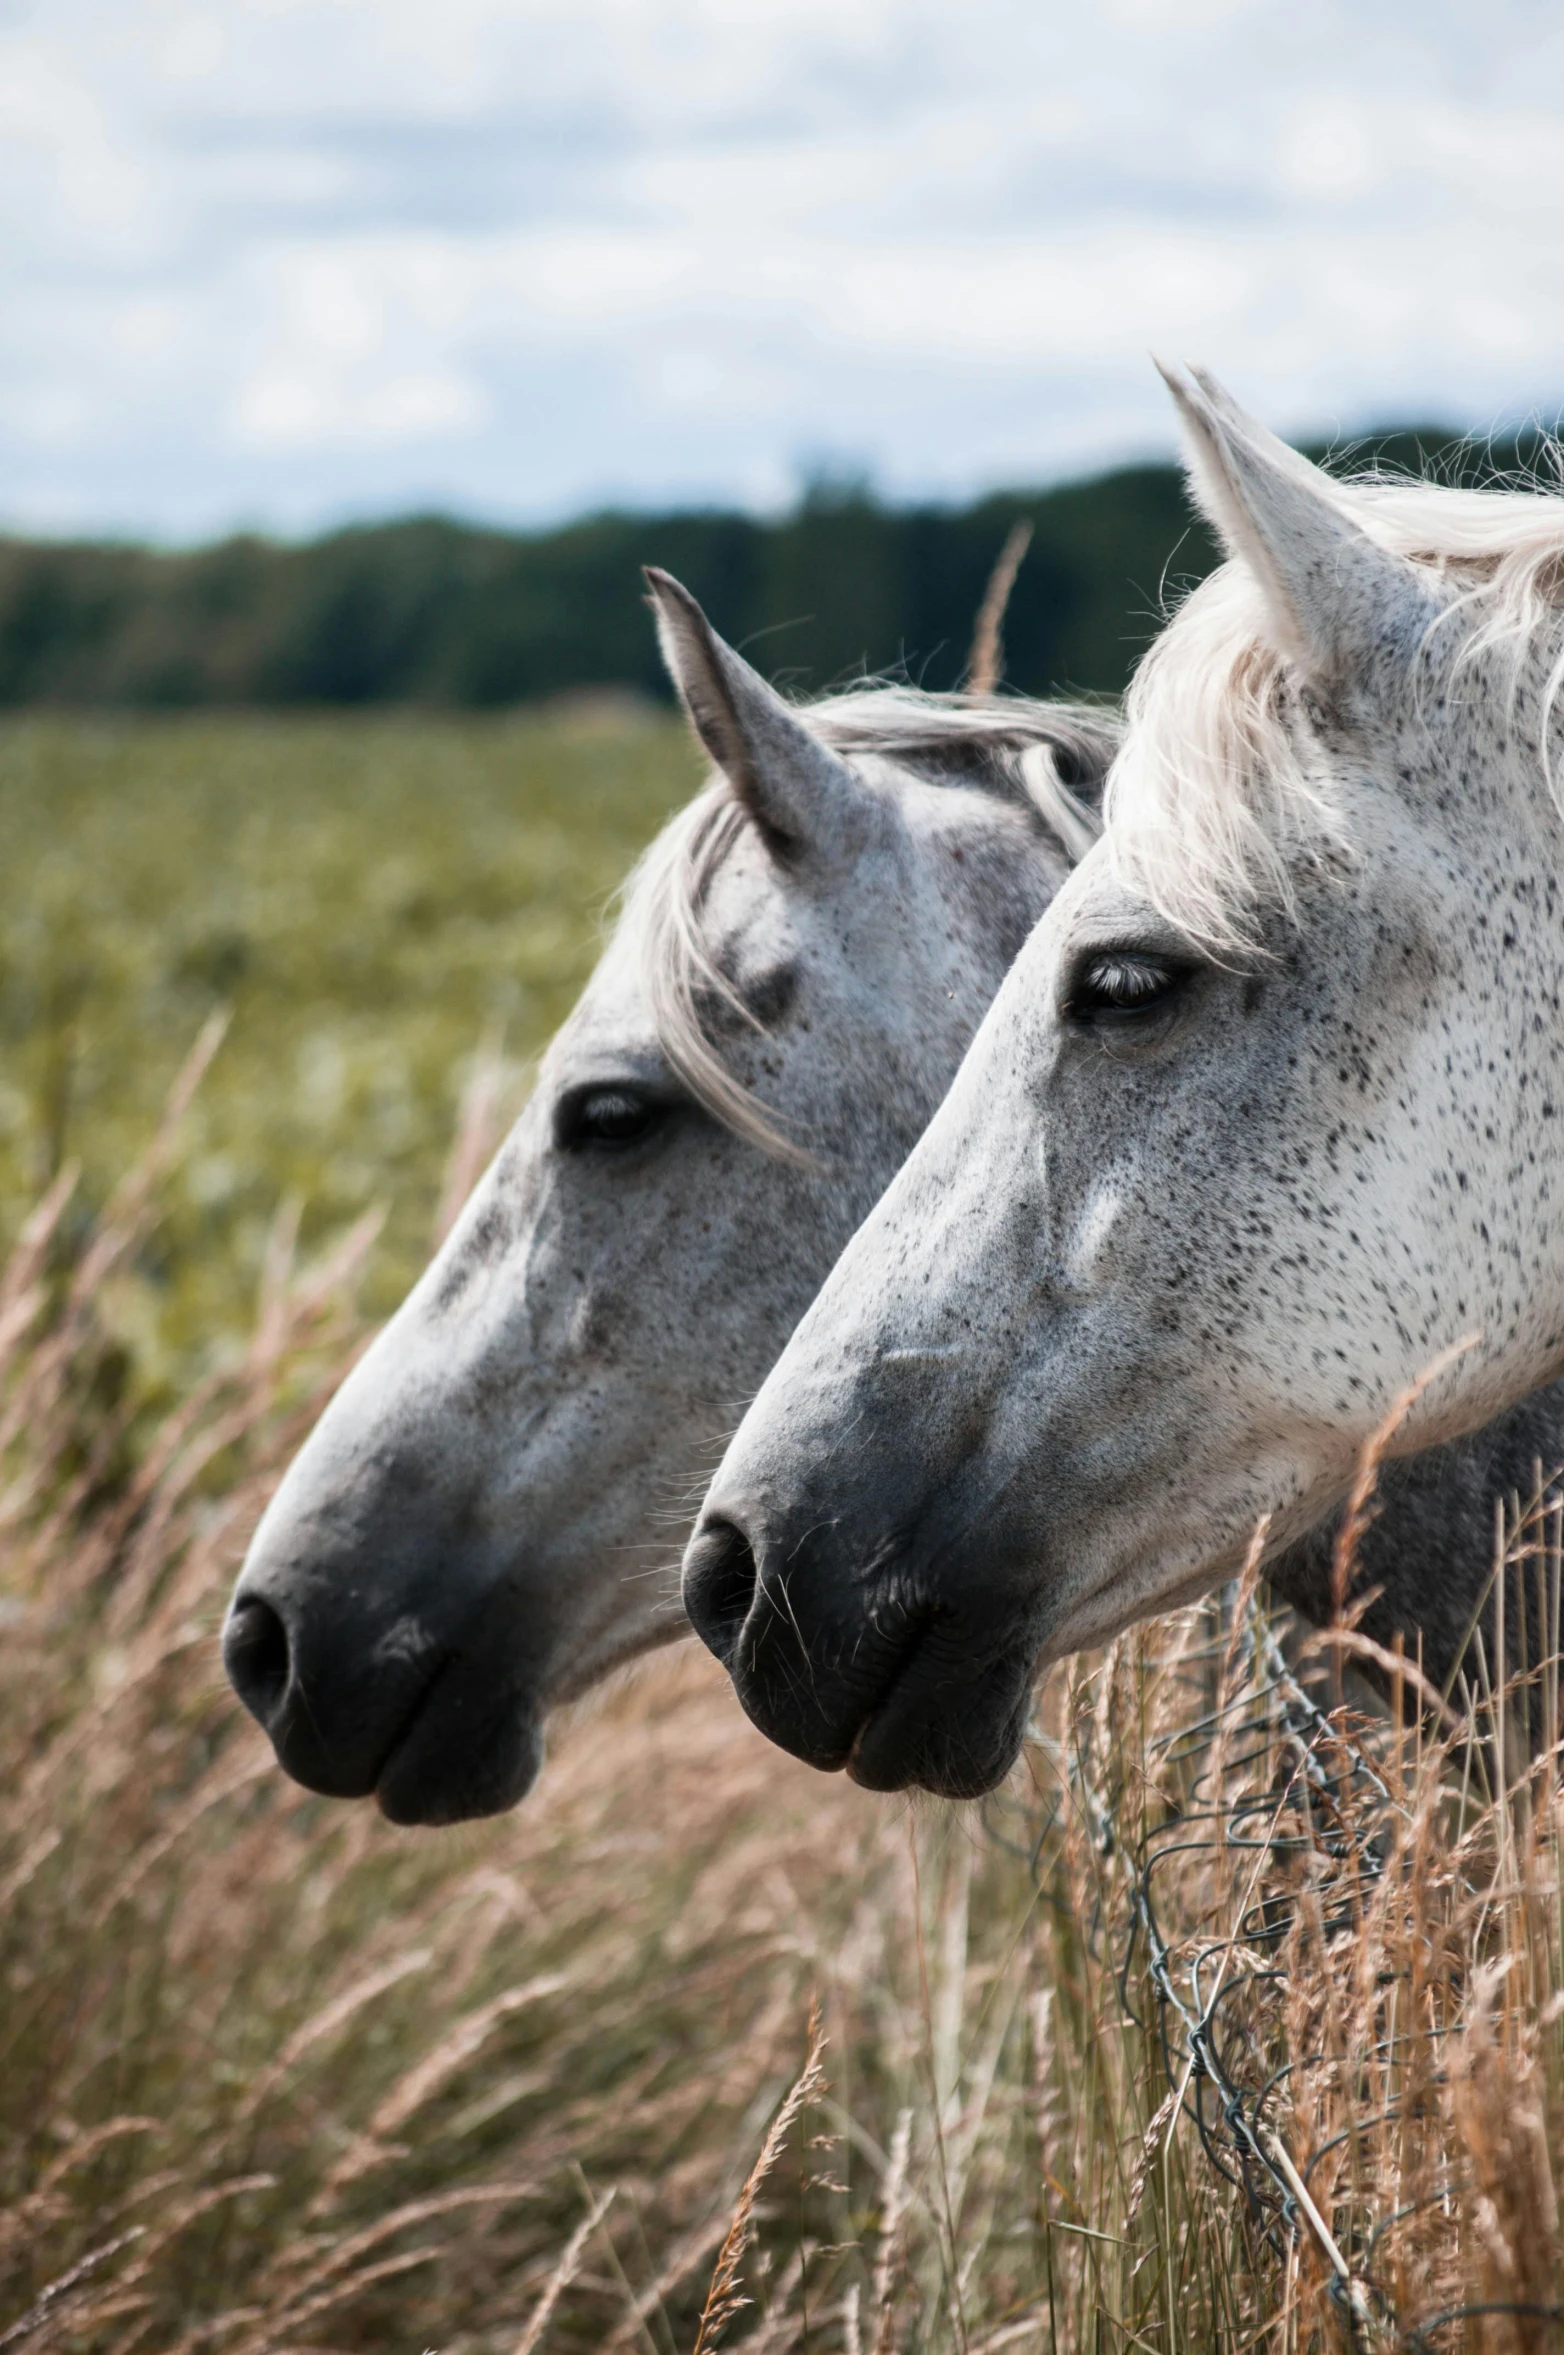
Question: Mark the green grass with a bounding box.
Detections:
[0,712,701,1387]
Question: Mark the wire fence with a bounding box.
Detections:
[997,1526,1564,2350]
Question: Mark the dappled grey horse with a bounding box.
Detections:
[227,569,1564,1825]
[683,371,1564,1798]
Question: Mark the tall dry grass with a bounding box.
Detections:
[2,1069,1564,2351]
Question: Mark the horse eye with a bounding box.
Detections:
[1069,951,1188,1023]
[563,1089,666,1150]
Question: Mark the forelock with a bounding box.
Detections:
[1106,454,1564,955]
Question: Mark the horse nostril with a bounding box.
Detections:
[223,1596,293,1731]
[682,1515,761,1668]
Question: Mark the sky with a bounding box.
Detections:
[5,0,1564,542]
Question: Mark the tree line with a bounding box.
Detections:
[0,427,1511,708]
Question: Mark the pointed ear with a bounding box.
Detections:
[644,568,873,861]
[1157,364,1437,682]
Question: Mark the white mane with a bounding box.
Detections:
[1106,457,1564,953]
[625,685,1114,1158]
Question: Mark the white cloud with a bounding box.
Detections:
[1098,0,1253,26]
[158,13,226,81]
[233,364,485,448]
[2,0,1563,535]
[1274,93,1564,215]
[0,38,158,253]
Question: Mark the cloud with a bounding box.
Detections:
[3,0,1562,536]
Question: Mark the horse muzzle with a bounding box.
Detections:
[681,1500,1036,1799]
[224,1532,545,1826]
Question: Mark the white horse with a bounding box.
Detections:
[682,371,1564,1798]
[223,573,1110,1821]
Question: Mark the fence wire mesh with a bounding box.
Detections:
[993,1487,1564,2350]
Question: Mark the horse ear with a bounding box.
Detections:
[644,568,872,861]
[1157,364,1436,683]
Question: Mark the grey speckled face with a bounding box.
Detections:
[222,569,1111,1824]
[683,370,1564,1798]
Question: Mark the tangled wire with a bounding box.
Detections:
[1001,1558,1564,2351]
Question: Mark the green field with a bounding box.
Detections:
[0,713,702,1385]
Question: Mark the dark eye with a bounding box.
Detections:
[1068,950,1190,1024]
[560,1088,667,1151]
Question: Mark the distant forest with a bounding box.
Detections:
[0,427,1530,709]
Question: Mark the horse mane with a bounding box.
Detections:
[1107,453,1564,954]
[625,685,1116,1160]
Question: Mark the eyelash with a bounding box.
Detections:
[1068,953,1189,1022]
[560,1090,668,1150]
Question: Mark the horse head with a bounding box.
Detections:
[684,368,1564,1796]
[223,571,1111,1822]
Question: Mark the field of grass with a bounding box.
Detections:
[2,718,1564,2353]
[0,712,701,1391]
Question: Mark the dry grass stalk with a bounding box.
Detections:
[691,2013,827,2355]
[966,524,1034,698]
[511,2188,615,2355]
[432,1025,521,1250]
[867,2108,912,2355]
[1330,1330,1482,1623]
